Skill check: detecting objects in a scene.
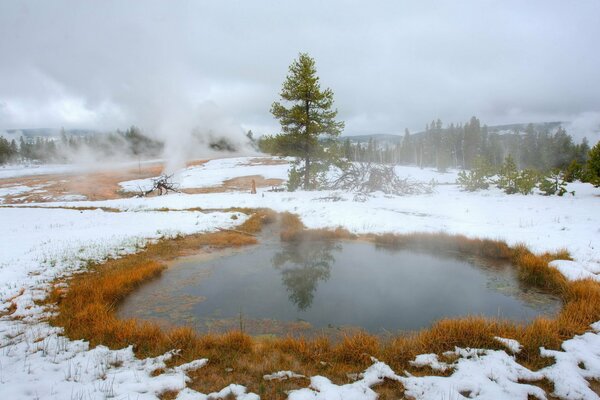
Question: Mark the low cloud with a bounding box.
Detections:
[0,0,599,163]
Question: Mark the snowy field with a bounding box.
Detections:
[0,159,164,180]
[1,156,600,399]
[119,157,291,192]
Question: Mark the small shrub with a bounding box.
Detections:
[457,170,490,191]
[457,157,495,191]
[514,169,539,195]
[563,160,583,182]
[539,170,565,196]
[586,141,600,187]
[496,155,519,194]
[495,156,540,195]
[286,166,303,192]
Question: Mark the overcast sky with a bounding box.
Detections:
[1,0,599,142]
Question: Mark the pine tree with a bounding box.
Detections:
[497,155,519,194]
[587,141,600,187]
[270,53,344,190]
[463,116,481,169]
[400,128,412,164]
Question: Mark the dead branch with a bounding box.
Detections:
[136,174,180,197]
[329,163,433,195]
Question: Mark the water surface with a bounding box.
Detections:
[118,237,561,336]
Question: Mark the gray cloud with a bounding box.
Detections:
[1,0,599,144]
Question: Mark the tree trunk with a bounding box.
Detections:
[304,155,310,190]
[304,99,311,190]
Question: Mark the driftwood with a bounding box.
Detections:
[329,163,433,195]
[136,174,180,197]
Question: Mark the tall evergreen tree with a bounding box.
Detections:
[270,53,344,190]
[463,116,481,169]
[400,128,413,164]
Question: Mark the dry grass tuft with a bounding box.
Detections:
[47,220,261,360]
[333,332,380,364]
[512,244,568,292]
[238,209,278,234]
[279,212,306,241]
[273,335,331,362]
[279,212,354,242]
[374,232,513,260]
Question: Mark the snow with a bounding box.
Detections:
[540,322,600,399]
[1,156,600,399]
[0,163,81,179]
[206,385,260,400]
[33,163,599,275]
[495,337,523,353]
[399,349,547,400]
[56,194,88,201]
[0,207,247,399]
[410,353,451,371]
[263,371,306,381]
[550,260,600,282]
[0,159,164,179]
[0,184,33,202]
[119,156,290,192]
[176,384,260,400]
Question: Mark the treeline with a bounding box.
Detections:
[0,126,163,164]
[341,117,591,173]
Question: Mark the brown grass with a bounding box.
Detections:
[182,176,285,196]
[47,227,259,359]
[42,213,600,399]
[278,212,354,242]
[373,233,570,292]
[0,162,165,204]
[279,212,306,241]
[238,208,278,234]
[0,158,275,204]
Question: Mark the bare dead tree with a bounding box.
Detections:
[136,174,180,197]
[329,163,433,195]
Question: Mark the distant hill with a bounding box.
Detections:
[2,128,99,138]
[341,133,404,144]
[342,121,567,145]
[485,121,563,135]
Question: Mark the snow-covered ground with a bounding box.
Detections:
[120,157,291,192]
[0,184,34,202]
[0,163,82,179]
[118,156,458,193]
[1,156,600,399]
[0,159,164,180]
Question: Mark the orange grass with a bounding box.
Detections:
[279,212,354,241]
[238,209,278,234]
[44,212,600,398]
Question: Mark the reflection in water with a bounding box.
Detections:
[272,241,338,310]
[118,239,562,336]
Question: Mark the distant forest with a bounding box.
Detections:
[0,126,248,165]
[340,117,591,172]
[0,127,163,164]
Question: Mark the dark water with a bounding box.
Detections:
[118,238,561,336]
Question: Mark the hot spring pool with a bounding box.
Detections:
[118,237,561,336]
